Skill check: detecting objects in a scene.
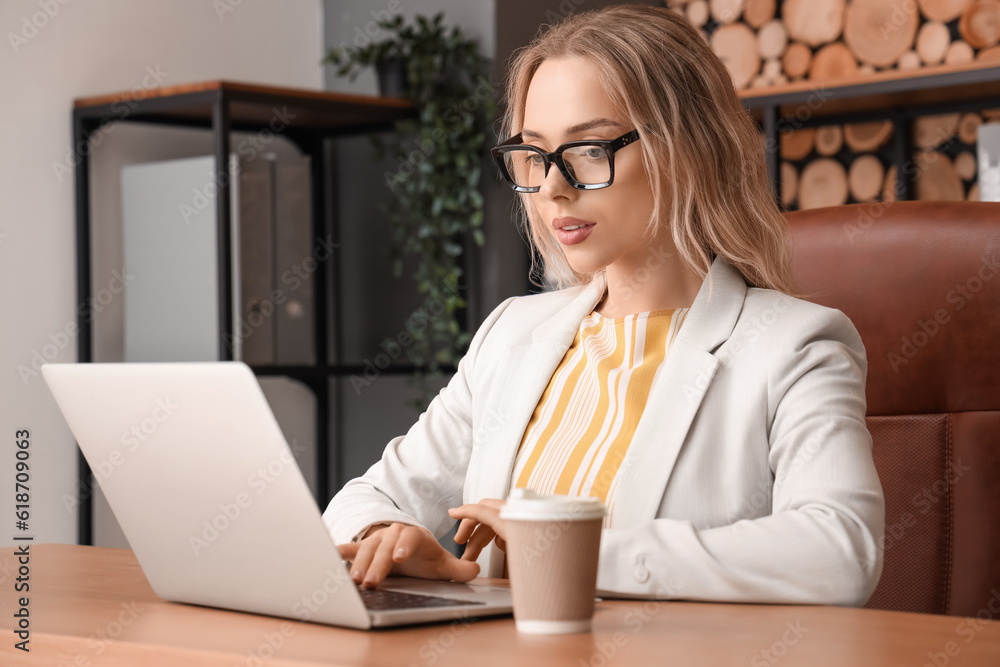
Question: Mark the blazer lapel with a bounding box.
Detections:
[470,274,608,505]
[611,256,749,528]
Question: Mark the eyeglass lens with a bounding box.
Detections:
[502,145,611,189]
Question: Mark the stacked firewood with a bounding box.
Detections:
[778,110,995,209]
[664,0,999,207]
[666,0,1000,89]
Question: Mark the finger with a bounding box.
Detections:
[349,534,382,584]
[452,503,502,524]
[337,542,359,562]
[448,503,494,524]
[442,555,481,583]
[460,538,485,562]
[451,504,505,539]
[393,526,427,562]
[362,534,400,588]
[453,517,480,545]
[461,525,497,562]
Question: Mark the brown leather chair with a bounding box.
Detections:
[785,201,1000,617]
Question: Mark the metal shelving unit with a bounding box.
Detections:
[72,80,415,545]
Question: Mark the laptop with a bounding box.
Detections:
[41,361,513,629]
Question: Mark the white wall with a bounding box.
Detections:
[0,0,324,547]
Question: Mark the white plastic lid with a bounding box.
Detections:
[499,488,605,521]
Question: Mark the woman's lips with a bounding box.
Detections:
[553,217,595,246]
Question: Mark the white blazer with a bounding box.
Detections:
[323,256,885,606]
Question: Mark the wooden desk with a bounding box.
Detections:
[3,545,999,666]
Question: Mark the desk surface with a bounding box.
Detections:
[2,544,999,666]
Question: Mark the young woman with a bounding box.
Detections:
[324,5,884,605]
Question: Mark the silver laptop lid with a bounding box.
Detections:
[42,362,373,628]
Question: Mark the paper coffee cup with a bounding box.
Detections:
[500,489,605,634]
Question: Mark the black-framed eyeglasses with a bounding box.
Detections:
[491,129,641,193]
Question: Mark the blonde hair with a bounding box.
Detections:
[500,4,800,295]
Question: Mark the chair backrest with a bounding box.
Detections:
[785,201,1000,617]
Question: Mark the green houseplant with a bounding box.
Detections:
[324,13,495,407]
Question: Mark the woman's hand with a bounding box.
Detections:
[449,498,507,562]
[337,523,480,589]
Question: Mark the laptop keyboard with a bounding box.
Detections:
[358,586,485,610]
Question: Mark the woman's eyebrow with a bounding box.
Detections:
[521,118,626,140]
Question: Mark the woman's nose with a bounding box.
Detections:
[538,162,575,200]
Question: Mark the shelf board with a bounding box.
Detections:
[73,79,415,133]
[741,60,1000,122]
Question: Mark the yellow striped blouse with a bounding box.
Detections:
[511,307,689,525]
